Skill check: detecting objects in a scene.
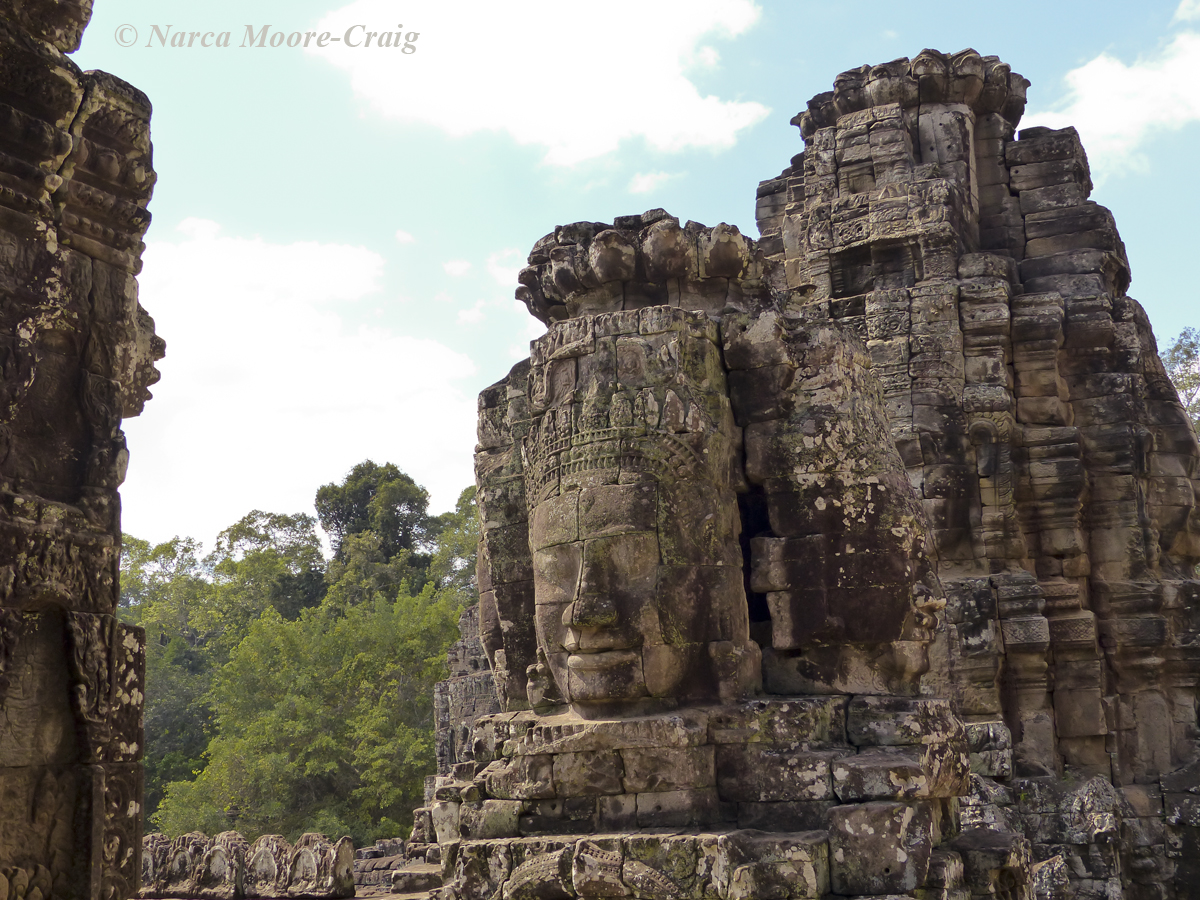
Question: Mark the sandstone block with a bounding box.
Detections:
[245,835,293,898]
[846,697,961,747]
[515,709,709,755]
[553,751,625,796]
[391,863,442,893]
[430,801,461,844]
[721,311,791,370]
[503,846,574,900]
[707,697,848,746]
[196,832,249,900]
[714,831,830,899]
[735,801,835,831]
[635,788,721,828]
[622,833,706,898]
[1009,158,1090,193]
[1026,228,1119,258]
[947,828,1032,897]
[828,801,934,895]
[1005,127,1085,166]
[459,800,523,840]
[832,742,968,801]
[286,834,355,899]
[729,365,796,424]
[716,744,838,802]
[485,755,556,800]
[620,745,715,793]
[571,839,625,899]
[596,794,638,831]
[966,721,1013,779]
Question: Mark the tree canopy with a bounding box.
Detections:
[315,461,440,562]
[123,462,478,845]
[1165,327,1200,434]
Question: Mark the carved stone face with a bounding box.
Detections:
[532,484,659,707]
[530,477,750,715]
[123,300,166,418]
[516,307,759,715]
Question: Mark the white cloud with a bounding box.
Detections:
[1021,31,1200,181]
[1174,0,1200,22]
[628,171,679,194]
[443,259,472,277]
[457,300,487,324]
[486,249,524,287]
[308,0,769,165]
[395,229,415,243]
[122,219,478,548]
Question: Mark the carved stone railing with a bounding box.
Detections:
[139,833,353,900]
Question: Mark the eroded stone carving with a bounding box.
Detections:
[409,47,1200,900]
[482,219,942,715]
[140,833,354,900]
[139,835,352,897]
[0,2,160,897]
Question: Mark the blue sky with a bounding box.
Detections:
[71,0,1200,549]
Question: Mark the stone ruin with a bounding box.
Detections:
[0,1,163,899]
[138,833,355,900]
[3,9,1199,899]
[402,49,1200,900]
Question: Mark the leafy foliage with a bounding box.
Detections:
[154,588,457,842]
[315,461,440,562]
[427,486,479,608]
[197,511,328,660]
[1165,327,1200,433]
[120,536,216,817]
[124,462,474,845]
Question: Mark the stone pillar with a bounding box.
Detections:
[0,3,162,897]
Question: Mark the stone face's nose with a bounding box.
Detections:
[566,592,620,628]
[561,550,633,652]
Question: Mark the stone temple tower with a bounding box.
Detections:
[757,46,1200,807]
[405,49,1200,900]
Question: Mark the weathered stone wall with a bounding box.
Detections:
[0,2,162,897]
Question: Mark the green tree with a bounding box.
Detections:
[427,486,479,609]
[196,511,327,658]
[153,584,459,844]
[322,531,426,612]
[122,515,325,820]
[134,464,473,843]
[1165,327,1200,434]
[120,536,215,819]
[315,461,440,564]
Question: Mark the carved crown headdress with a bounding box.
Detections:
[521,388,715,509]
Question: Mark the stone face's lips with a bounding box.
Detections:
[566,650,640,671]
[563,624,641,654]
